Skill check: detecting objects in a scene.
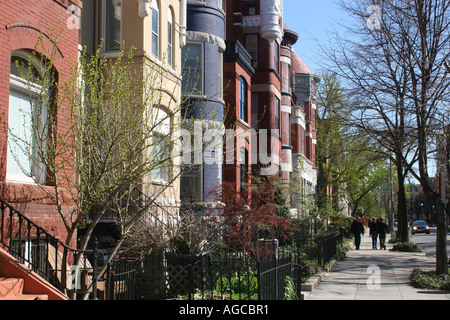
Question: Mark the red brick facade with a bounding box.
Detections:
[0,0,81,245]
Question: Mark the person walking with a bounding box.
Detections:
[377,217,388,250]
[350,216,365,250]
[369,218,378,249]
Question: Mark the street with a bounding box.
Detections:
[411,227,450,258]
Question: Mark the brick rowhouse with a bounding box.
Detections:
[0,0,82,245]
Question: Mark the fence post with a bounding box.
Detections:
[92,238,99,300]
[188,264,194,300]
[317,236,323,268]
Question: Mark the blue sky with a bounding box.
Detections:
[283,0,348,75]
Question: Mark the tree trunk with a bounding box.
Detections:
[395,162,409,243]
[436,173,448,275]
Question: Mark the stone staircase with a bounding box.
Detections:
[0,248,68,300]
[0,277,48,300]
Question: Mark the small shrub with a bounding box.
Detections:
[336,240,351,261]
[298,262,322,281]
[284,276,298,300]
[391,242,422,252]
[388,237,400,244]
[410,269,450,290]
[215,271,258,300]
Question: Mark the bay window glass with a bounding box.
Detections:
[182,42,203,95]
[274,97,280,131]
[105,0,122,51]
[239,77,248,122]
[151,108,170,181]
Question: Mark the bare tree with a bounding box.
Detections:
[5,36,196,277]
[321,0,449,273]
[319,0,419,243]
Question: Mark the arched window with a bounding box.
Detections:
[239,77,248,122]
[7,51,48,184]
[167,8,173,67]
[152,1,160,57]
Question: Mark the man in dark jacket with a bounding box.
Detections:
[369,218,378,250]
[351,217,365,250]
[377,217,388,250]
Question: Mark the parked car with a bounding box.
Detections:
[411,220,430,235]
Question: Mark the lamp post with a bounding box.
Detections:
[420,202,424,219]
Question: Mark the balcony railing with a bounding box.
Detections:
[224,40,255,75]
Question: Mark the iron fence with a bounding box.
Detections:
[135,240,302,300]
[0,197,136,300]
[0,197,346,301]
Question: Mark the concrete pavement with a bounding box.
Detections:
[305,233,450,300]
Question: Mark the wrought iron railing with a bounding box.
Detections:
[0,197,102,299]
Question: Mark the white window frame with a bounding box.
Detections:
[167,8,173,67]
[7,52,48,184]
[151,107,171,183]
[152,1,160,58]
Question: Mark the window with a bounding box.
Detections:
[167,9,173,66]
[301,127,305,155]
[273,41,279,74]
[239,147,249,191]
[7,53,48,184]
[218,50,223,100]
[248,5,257,16]
[274,97,280,131]
[251,93,259,129]
[104,0,122,51]
[152,133,169,181]
[239,77,248,122]
[151,108,171,181]
[152,1,159,57]
[182,42,203,95]
[180,164,202,202]
[12,239,48,273]
[245,34,258,68]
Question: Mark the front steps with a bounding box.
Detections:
[0,277,48,300]
[0,248,68,300]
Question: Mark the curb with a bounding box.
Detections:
[300,260,337,300]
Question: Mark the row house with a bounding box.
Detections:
[222,0,319,213]
[222,0,284,199]
[290,49,319,212]
[80,0,186,244]
[0,0,320,252]
[0,0,82,246]
[0,0,188,249]
[179,0,226,203]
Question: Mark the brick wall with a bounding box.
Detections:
[0,0,81,245]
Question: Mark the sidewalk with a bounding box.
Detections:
[305,233,450,300]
